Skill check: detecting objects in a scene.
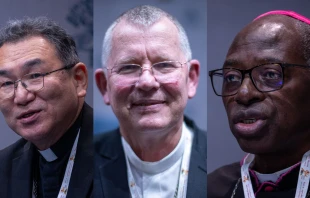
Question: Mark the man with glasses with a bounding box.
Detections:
[0,17,93,198]
[94,5,206,198]
[208,10,310,198]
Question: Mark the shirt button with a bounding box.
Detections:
[264,186,274,192]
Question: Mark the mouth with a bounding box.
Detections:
[231,109,269,137]
[129,100,166,112]
[240,118,257,124]
[17,110,42,123]
[131,100,165,106]
[233,118,267,137]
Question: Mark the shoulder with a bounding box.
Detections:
[208,162,241,198]
[80,102,93,128]
[94,129,120,148]
[184,115,207,154]
[0,138,28,169]
[184,115,206,138]
[94,129,122,157]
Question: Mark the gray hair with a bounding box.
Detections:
[101,5,192,67]
[0,17,79,66]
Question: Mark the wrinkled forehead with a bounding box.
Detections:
[225,16,303,65]
[234,16,298,49]
[109,18,183,62]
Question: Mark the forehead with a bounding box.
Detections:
[225,16,305,68]
[0,36,59,74]
[109,17,183,63]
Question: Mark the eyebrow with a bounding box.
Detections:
[223,59,239,68]
[223,57,285,68]
[22,58,44,70]
[0,58,44,77]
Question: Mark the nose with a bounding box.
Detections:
[234,76,265,106]
[135,68,160,91]
[13,81,35,105]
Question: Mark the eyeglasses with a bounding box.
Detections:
[0,64,75,100]
[209,63,310,97]
[105,60,188,86]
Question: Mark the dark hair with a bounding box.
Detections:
[0,16,79,65]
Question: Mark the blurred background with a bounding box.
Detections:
[0,0,93,150]
[93,0,207,134]
[207,0,310,173]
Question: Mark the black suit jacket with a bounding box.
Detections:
[0,103,93,198]
[94,116,207,198]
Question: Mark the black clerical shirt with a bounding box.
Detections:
[34,111,82,198]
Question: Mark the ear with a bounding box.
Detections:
[187,59,200,99]
[72,62,88,97]
[95,68,110,105]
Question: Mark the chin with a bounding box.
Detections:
[237,138,275,155]
[17,125,50,142]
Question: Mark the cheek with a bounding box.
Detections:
[222,97,233,115]
[108,84,132,108]
[0,101,13,123]
[39,78,78,114]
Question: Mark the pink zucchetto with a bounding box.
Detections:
[254,10,310,25]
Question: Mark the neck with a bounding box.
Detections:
[121,121,183,162]
[253,146,310,173]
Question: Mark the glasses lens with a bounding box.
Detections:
[252,64,283,92]
[108,61,183,86]
[109,64,141,86]
[0,79,14,99]
[212,68,242,96]
[23,73,44,91]
[152,61,183,84]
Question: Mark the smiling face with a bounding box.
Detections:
[0,36,85,149]
[96,17,199,136]
[223,16,310,155]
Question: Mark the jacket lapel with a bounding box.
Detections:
[185,116,207,197]
[11,141,34,198]
[96,130,130,198]
[67,103,93,198]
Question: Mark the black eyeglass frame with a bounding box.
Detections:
[4,63,76,99]
[208,63,310,97]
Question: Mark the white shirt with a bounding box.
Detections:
[254,163,298,183]
[121,122,191,198]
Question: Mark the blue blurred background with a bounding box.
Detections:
[0,0,93,150]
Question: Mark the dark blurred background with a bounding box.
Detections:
[207,0,310,173]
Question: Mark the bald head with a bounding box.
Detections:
[229,14,310,65]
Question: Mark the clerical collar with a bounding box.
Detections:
[37,106,83,162]
[38,148,57,162]
[253,163,299,183]
[121,122,190,174]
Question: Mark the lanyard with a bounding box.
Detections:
[32,129,80,198]
[241,150,310,198]
[125,129,193,198]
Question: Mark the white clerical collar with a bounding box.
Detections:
[38,148,58,162]
[253,163,298,183]
[121,122,190,174]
